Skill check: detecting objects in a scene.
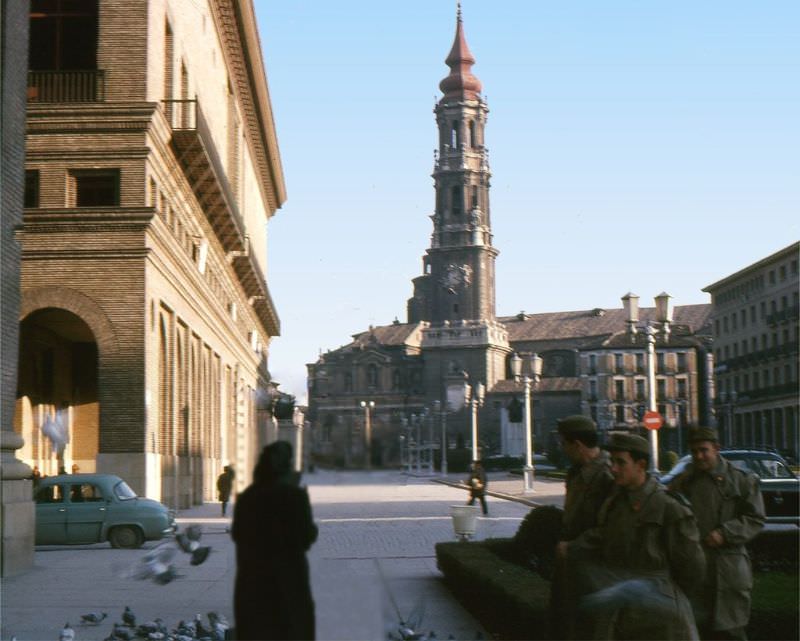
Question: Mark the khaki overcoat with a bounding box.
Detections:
[669,457,765,632]
[569,475,706,640]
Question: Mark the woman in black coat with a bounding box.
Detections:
[232,442,318,640]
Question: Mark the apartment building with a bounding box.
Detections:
[704,242,799,457]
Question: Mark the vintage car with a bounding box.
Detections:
[660,449,799,525]
[35,473,176,548]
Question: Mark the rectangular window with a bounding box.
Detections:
[590,405,598,422]
[750,306,756,323]
[615,379,625,401]
[615,405,625,424]
[723,317,729,333]
[769,270,776,285]
[635,353,645,373]
[74,170,120,207]
[635,379,646,400]
[677,378,687,399]
[589,379,598,400]
[677,353,687,372]
[614,353,624,374]
[24,170,40,207]
[657,379,666,401]
[741,309,747,327]
[589,354,597,374]
[779,265,786,281]
[732,313,738,330]
[656,352,665,373]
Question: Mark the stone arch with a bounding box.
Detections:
[20,286,120,357]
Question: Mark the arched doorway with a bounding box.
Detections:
[15,308,99,476]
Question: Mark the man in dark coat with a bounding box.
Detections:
[231,441,318,640]
[466,460,488,515]
[669,427,765,641]
[217,465,234,517]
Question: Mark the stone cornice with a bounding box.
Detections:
[210,0,286,215]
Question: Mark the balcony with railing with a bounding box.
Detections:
[163,98,246,253]
[27,70,105,102]
[162,98,279,336]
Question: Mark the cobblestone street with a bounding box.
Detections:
[1,469,554,641]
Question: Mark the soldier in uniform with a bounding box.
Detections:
[563,432,706,640]
[669,427,765,641]
[552,415,614,639]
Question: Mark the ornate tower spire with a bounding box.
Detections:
[439,3,482,101]
[408,2,502,335]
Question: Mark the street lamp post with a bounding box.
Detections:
[467,382,486,461]
[433,400,448,475]
[623,291,672,474]
[511,352,543,493]
[360,400,374,470]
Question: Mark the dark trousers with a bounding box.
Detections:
[467,492,488,515]
[700,626,747,641]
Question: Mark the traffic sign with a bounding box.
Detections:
[643,410,663,430]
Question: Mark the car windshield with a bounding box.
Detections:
[114,480,138,500]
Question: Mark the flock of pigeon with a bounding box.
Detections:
[58,607,230,641]
[41,526,220,641]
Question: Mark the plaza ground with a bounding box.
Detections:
[1,470,564,641]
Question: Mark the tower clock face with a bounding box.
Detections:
[441,263,472,291]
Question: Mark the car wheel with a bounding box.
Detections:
[109,525,144,549]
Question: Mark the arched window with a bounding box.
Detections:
[451,185,462,216]
[367,364,379,389]
[469,121,477,148]
[451,121,460,149]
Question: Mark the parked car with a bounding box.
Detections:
[35,473,176,548]
[659,450,799,525]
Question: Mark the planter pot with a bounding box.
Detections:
[450,505,480,541]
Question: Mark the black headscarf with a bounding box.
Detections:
[253,441,295,486]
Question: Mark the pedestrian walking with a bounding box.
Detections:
[217,465,234,517]
[231,441,318,641]
[669,427,765,641]
[562,432,706,640]
[466,460,488,515]
[552,415,614,640]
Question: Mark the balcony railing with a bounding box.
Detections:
[28,70,105,103]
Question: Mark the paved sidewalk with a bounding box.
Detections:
[1,471,542,641]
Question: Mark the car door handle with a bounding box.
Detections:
[98,507,106,511]
[58,508,66,512]
[774,494,784,505]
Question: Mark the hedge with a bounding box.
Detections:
[436,530,798,641]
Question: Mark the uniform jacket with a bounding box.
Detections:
[562,450,614,541]
[669,456,765,631]
[569,475,706,640]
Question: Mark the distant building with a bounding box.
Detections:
[703,242,799,457]
[305,9,713,468]
[15,0,286,506]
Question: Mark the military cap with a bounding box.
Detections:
[603,431,651,457]
[687,426,719,444]
[557,415,597,437]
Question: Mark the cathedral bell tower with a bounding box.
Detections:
[410,5,510,401]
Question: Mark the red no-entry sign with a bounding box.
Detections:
[643,410,663,430]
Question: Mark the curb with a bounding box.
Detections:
[431,478,542,508]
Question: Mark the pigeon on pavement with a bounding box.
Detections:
[80,611,108,625]
[59,622,75,641]
[122,605,136,627]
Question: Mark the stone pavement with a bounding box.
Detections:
[0,470,564,641]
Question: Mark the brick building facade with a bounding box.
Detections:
[14,0,286,507]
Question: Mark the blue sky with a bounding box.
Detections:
[253,1,799,402]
